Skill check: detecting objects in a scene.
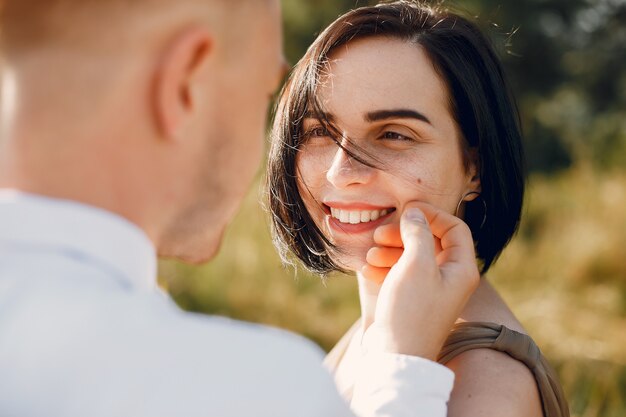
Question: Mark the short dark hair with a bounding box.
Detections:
[267,0,525,275]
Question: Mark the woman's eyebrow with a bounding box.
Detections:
[365,109,432,125]
[303,111,335,122]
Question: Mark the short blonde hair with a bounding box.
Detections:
[0,0,255,60]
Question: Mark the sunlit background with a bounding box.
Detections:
[160,1,626,416]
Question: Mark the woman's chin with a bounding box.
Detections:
[333,251,369,274]
[324,233,374,273]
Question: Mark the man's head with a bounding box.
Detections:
[0,0,285,263]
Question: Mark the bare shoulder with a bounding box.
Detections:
[446,347,543,417]
[446,279,544,417]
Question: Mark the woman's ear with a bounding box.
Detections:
[467,147,481,195]
[152,27,213,141]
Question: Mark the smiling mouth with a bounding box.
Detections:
[326,206,396,225]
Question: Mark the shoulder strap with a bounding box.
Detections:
[438,322,570,417]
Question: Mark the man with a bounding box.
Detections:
[0,1,479,416]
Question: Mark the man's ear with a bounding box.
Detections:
[152,28,213,141]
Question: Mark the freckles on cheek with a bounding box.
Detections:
[295,151,328,191]
[295,160,323,217]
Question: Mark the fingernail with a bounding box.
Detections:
[405,208,426,224]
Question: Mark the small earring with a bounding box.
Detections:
[455,191,487,231]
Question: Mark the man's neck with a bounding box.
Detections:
[0,141,160,247]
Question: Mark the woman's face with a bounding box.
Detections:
[296,36,480,271]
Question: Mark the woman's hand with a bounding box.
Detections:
[361,201,480,361]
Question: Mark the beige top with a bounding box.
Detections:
[325,321,570,417]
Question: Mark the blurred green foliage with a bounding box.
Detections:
[160,1,626,417]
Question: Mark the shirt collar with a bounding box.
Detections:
[0,190,157,291]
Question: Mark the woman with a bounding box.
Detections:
[268,1,569,416]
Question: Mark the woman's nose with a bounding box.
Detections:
[326,145,375,189]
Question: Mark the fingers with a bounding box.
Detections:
[361,264,389,285]
[365,202,480,359]
[373,224,402,247]
[414,202,476,268]
[363,241,403,285]
[374,222,443,256]
[398,204,436,264]
[411,202,480,293]
[367,201,477,289]
[366,246,403,267]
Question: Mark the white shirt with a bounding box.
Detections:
[0,191,454,417]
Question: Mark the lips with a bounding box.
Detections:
[329,207,392,224]
[323,202,396,233]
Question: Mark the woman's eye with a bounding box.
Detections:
[304,126,331,139]
[381,131,413,141]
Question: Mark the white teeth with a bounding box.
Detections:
[330,208,393,224]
